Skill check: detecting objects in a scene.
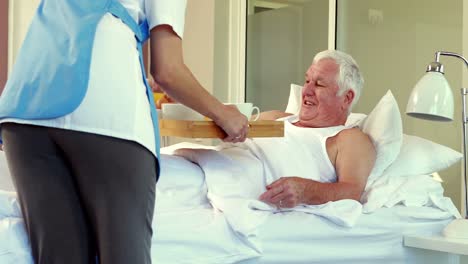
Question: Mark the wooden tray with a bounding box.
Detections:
[159,120,284,138]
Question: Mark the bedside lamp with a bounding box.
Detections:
[406,51,468,238]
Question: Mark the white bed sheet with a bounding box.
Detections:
[0,149,457,264]
[151,207,260,264]
[0,204,453,264]
[243,206,453,264]
[150,205,454,264]
[0,150,14,192]
[0,200,259,264]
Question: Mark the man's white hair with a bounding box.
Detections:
[312,50,364,111]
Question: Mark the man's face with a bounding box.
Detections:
[298,58,349,127]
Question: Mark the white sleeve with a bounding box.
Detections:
[145,0,187,39]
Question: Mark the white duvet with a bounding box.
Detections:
[173,143,459,230]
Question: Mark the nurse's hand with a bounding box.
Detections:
[214,105,249,143]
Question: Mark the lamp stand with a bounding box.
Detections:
[462,87,468,220]
[443,87,468,238]
[428,51,468,238]
[407,51,468,238]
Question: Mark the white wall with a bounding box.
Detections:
[183,0,215,94]
[213,0,230,102]
[301,0,328,73]
[8,0,40,71]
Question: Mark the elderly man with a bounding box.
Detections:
[152,49,375,211]
[251,50,376,209]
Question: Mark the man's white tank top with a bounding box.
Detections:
[246,115,350,185]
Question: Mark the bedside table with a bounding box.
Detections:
[404,235,468,264]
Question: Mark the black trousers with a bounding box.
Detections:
[1,123,158,264]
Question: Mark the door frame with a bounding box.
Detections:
[0,0,9,94]
[7,0,14,77]
[227,0,247,103]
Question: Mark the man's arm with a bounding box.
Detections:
[259,128,376,207]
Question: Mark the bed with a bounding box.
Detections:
[0,88,464,263]
[0,153,459,264]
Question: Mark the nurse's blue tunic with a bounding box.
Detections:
[0,0,161,158]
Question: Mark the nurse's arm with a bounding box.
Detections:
[149,25,248,142]
[149,25,227,121]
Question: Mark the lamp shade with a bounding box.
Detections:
[406,71,454,121]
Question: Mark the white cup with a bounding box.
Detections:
[225,103,260,121]
[161,103,204,121]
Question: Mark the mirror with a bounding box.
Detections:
[245,0,330,111]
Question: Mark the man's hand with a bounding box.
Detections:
[259,177,309,208]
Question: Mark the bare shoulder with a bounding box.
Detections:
[337,127,374,148]
[257,110,293,121]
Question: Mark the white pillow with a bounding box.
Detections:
[156,142,220,211]
[382,134,462,177]
[359,90,403,184]
[361,135,461,212]
[0,152,15,192]
[285,83,303,114]
[0,217,34,262]
[345,113,367,127]
[156,153,209,211]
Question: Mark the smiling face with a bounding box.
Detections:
[297,58,354,128]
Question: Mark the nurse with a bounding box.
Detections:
[0,0,249,263]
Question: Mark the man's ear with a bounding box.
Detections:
[343,89,355,107]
